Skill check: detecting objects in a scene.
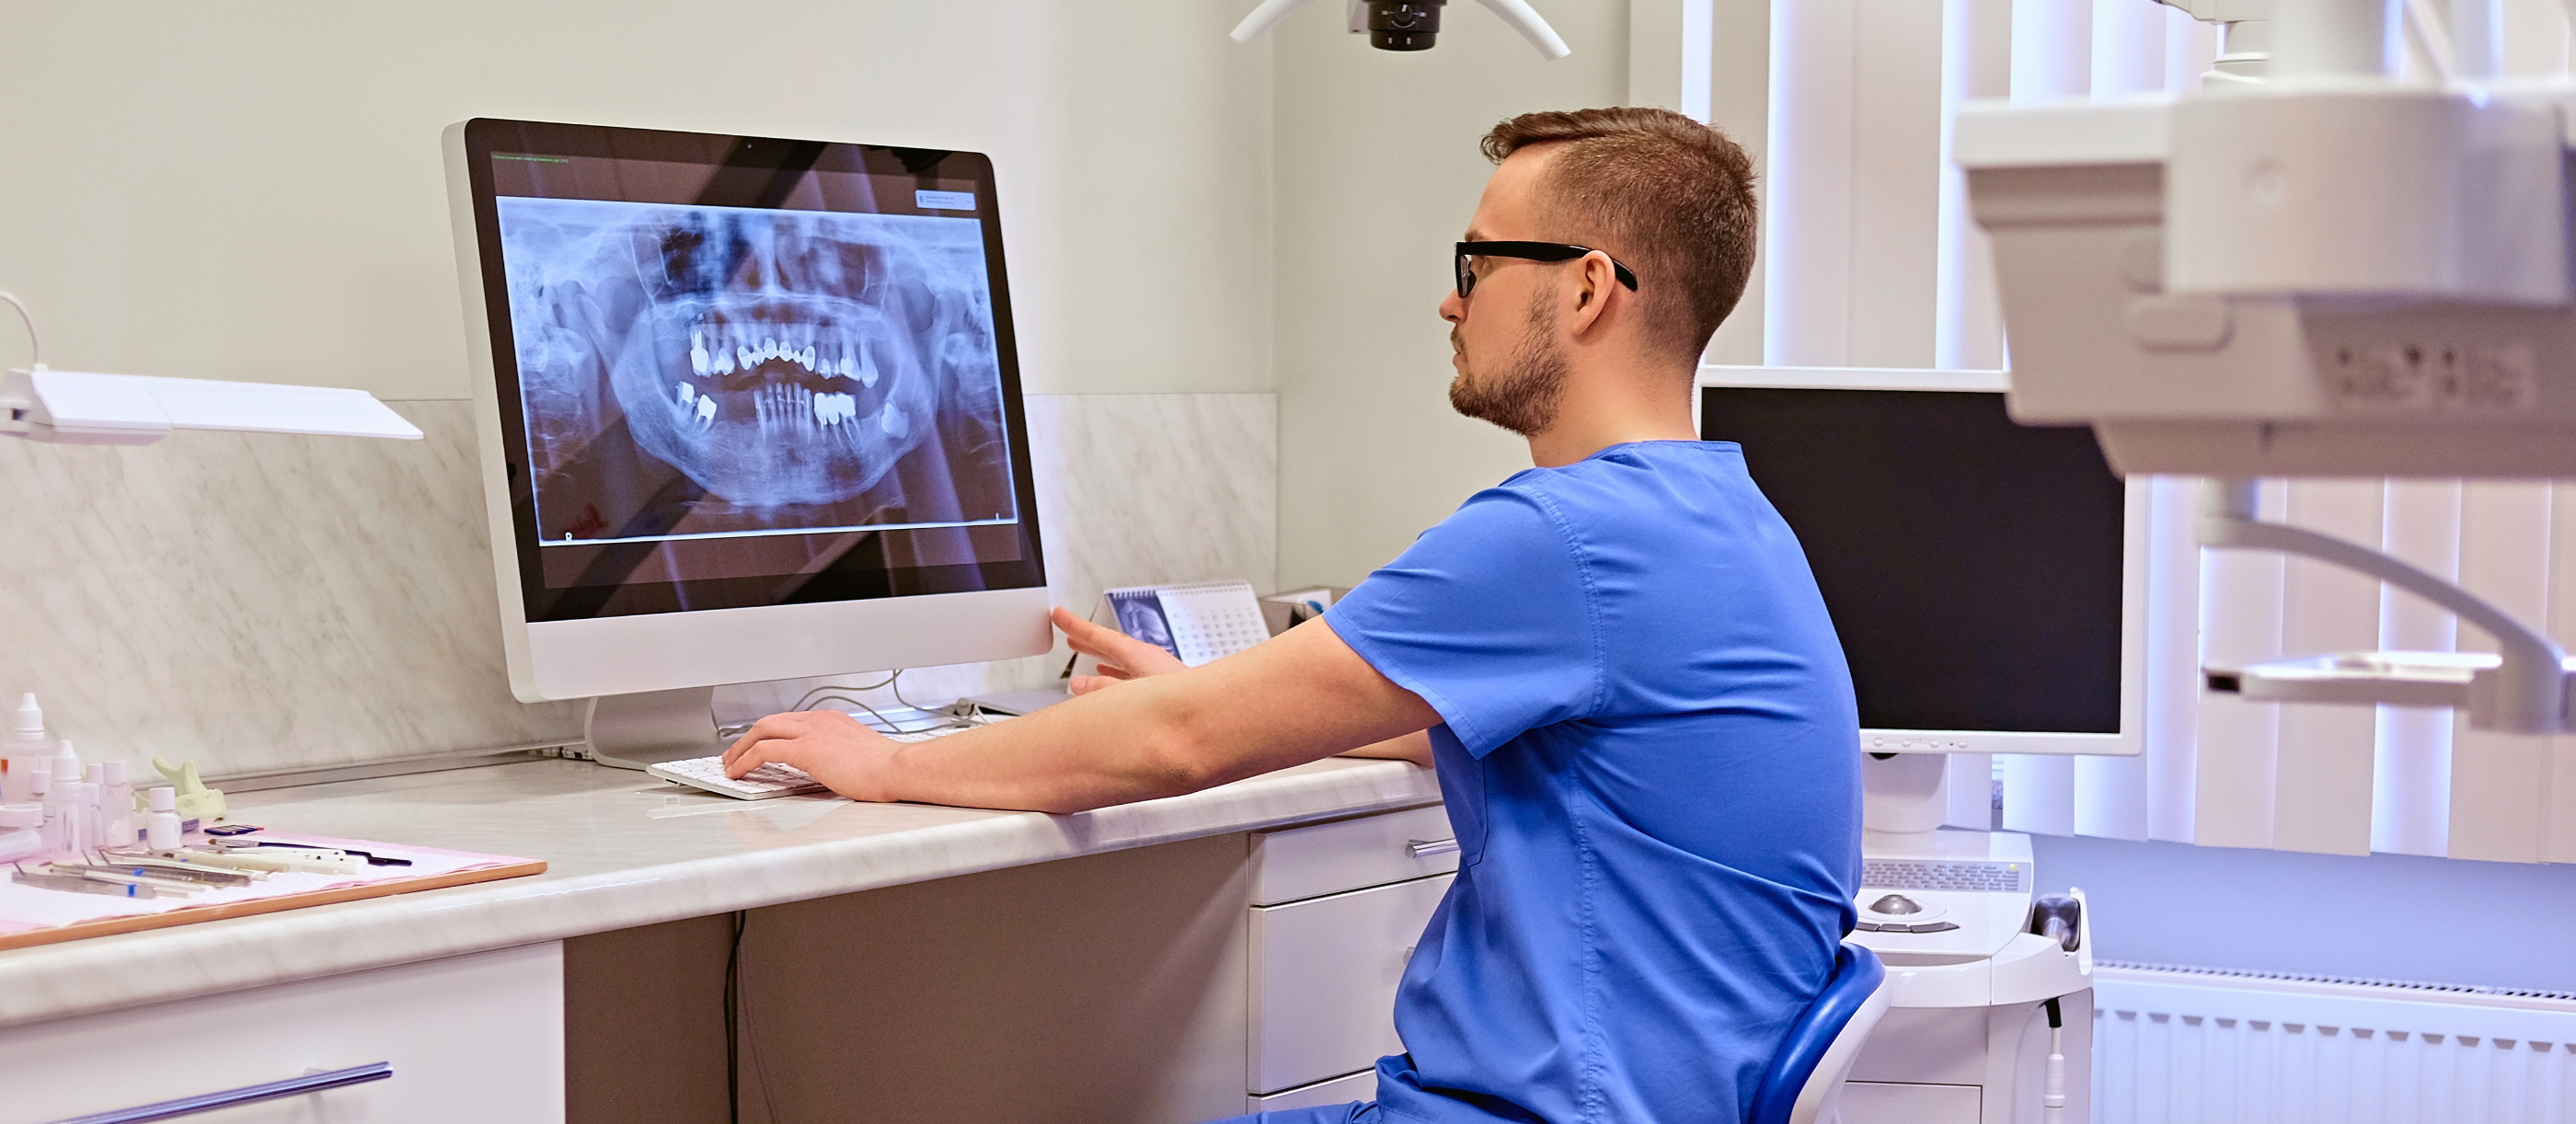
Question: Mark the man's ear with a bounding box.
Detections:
[1566,252,1616,337]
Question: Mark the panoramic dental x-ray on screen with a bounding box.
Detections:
[499,198,1014,545]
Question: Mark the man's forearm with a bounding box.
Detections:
[875,628,1443,812]
[877,680,1217,813]
[730,614,1446,812]
[1337,730,1434,768]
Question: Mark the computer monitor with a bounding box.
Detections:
[445,119,1049,765]
[1697,369,2147,760]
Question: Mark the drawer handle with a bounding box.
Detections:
[47,1061,393,1124]
[1407,837,1460,859]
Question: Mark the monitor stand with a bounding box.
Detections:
[1860,751,1953,856]
[584,687,721,771]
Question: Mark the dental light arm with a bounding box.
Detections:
[1228,0,1320,42]
[2198,479,2574,732]
[1471,0,1571,58]
[1230,0,1571,59]
[0,291,419,445]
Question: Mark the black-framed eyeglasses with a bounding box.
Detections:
[1455,241,1639,299]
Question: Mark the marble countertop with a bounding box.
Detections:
[0,755,1442,1029]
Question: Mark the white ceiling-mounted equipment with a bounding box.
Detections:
[1952,0,2576,734]
[1231,0,1570,59]
[0,292,420,446]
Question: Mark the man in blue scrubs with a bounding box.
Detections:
[724,108,1861,1123]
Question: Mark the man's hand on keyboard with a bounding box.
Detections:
[722,709,898,800]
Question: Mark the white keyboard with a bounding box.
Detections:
[648,724,980,800]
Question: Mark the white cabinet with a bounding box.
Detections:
[1245,806,1456,1102]
[0,943,563,1124]
[1844,1081,1984,1123]
[1249,804,1461,905]
[1249,873,1454,1095]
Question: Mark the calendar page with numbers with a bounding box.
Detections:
[1102,580,1269,666]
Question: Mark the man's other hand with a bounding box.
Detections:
[1053,605,1186,694]
[722,709,902,800]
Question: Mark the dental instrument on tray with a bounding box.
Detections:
[212,838,411,866]
[12,868,158,899]
[77,856,255,886]
[40,864,210,895]
[134,846,365,877]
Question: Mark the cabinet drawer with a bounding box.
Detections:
[1249,873,1453,1094]
[1251,803,1456,905]
[1247,1068,1377,1115]
[0,943,562,1123]
[1841,1081,1982,1124]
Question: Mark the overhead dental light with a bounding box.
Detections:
[0,291,420,446]
[1953,0,2576,733]
[1231,0,1570,58]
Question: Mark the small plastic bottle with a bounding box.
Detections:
[3,694,45,806]
[51,786,86,862]
[51,740,81,806]
[144,786,180,851]
[0,803,40,864]
[27,760,52,843]
[80,763,104,850]
[100,759,133,845]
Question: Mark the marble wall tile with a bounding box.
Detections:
[0,401,584,778]
[0,394,1277,776]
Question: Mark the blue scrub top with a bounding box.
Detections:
[1319,441,1860,1124]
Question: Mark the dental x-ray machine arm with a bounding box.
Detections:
[1959,0,2576,734]
[1231,0,1571,59]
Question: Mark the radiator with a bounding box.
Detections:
[2092,964,2576,1123]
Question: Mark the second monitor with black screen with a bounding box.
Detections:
[1699,371,2145,757]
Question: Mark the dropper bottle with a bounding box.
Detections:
[3,694,45,805]
[100,759,133,845]
[50,740,85,861]
[27,762,56,857]
[81,763,105,851]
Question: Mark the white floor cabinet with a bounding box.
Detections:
[0,942,564,1124]
[1243,804,1461,1112]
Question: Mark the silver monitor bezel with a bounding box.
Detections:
[443,120,1050,704]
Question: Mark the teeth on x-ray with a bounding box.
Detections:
[497,198,1008,510]
[812,392,857,427]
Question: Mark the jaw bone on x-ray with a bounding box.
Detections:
[497,198,1014,542]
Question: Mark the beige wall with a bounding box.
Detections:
[0,0,1271,398]
[1271,3,1634,591]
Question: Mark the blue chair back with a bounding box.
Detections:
[1745,942,1891,1124]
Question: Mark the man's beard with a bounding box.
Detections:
[1446,292,1569,438]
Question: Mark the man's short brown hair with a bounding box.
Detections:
[1481,108,1758,364]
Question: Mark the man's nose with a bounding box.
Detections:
[1439,289,1466,325]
